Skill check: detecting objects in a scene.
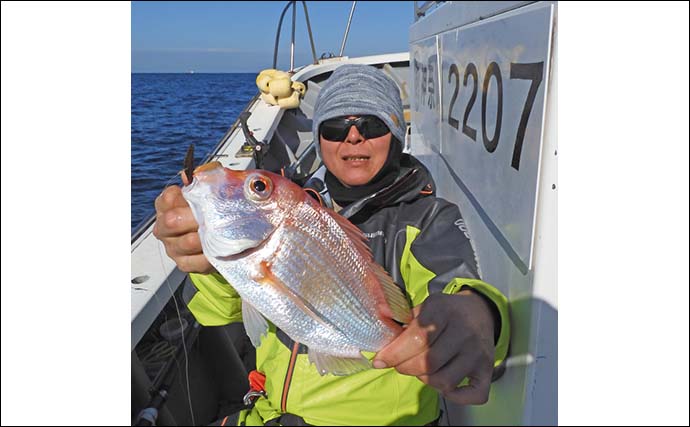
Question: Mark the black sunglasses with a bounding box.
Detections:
[319,115,390,141]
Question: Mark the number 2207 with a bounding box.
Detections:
[446,61,544,171]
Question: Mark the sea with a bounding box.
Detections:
[131,73,257,232]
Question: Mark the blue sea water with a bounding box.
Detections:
[131,73,257,232]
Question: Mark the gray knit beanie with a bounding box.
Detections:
[312,64,405,158]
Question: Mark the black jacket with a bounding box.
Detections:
[305,153,480,293]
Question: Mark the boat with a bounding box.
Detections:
[131,1,557,425]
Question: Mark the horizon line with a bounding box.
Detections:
[131,71,261,74]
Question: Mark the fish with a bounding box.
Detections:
[182,162,412,375]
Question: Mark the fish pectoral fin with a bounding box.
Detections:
[241,299,269,347]
[308,349,371,376]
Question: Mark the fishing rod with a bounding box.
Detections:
[134,319,201,426]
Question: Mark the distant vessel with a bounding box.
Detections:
[188,70,194,74]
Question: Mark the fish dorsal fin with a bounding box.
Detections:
[241,299,269,347]
[308,349,371,376]
[323,207,412,324]
[370,261,413,324]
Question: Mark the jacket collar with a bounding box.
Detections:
[304,154,435,220]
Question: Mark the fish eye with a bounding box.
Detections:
[245,173,273,201]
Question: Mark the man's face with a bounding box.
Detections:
[319,116,392,187]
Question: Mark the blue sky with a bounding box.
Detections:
[132,1,414,73]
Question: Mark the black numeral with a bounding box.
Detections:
[462,63,478,141]
[481,62,503,153]
[447,64,460,129]
[443,59,544,171]
[509,62,544,170]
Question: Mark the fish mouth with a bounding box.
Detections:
[215,225,278,261]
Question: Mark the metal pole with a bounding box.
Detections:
[273,1,294,69]
[339,1,357,57]
[301,1,317,64]
[290,1,296,72]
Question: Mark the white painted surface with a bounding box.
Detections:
[410,2,557,424]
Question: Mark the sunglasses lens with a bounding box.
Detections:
[319,116,391,141]
[359,116,390,139]
[320,120,348,141]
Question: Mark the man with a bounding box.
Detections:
[154,64,510,425]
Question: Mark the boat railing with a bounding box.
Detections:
[273,1,363,71]
[273,1,318,72]
[338,1,356,57]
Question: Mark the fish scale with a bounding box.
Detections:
[269,221,388,351]
[202,211,372,355]
[316,234,380,338]
[288,203,375,320]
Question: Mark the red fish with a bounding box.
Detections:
[182,162,411,375]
